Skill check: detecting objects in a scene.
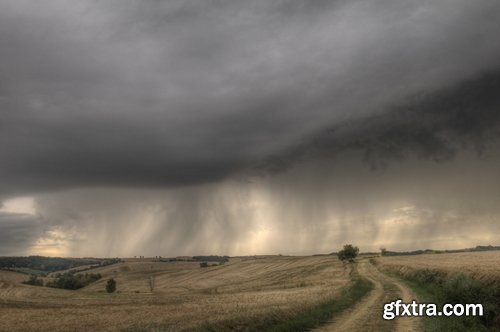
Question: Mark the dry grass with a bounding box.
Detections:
[0,256,349,331]
[376,251,500,283]
[375,251,500,330]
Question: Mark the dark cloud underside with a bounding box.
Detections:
[259,69,500,173]
[0,213,43,255]
[1,0,500,199]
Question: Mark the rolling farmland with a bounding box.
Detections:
[3,251,499,331]
[0,256,350,331]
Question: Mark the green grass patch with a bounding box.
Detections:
[261,277,373,332]
[384,269,500,331]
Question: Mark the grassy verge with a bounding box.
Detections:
[379,265,500,331]
[261,277,373,332]
[198,275,373,332]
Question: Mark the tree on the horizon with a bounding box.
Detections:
[337,244,359,262]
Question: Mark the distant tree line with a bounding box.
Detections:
[192,256,229,263]
[160,257,192,262]
[46,272,102,290]
[22,271,102,290]
[158,255,231,263]
[0,256,121,273]
[380,245,500,257]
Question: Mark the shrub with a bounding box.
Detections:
[22,274,43,286]
[106,278,116,293]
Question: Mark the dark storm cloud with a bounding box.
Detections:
[259,70,500,173]
[1,0,500,201]
[0,212,43,255]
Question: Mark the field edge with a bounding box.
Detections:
[373,258,500,332]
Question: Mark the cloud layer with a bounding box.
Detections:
[1,0,500,255]
[2,0,500,197]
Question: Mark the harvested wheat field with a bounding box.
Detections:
[375,251,500,283]
[0,256,350,331]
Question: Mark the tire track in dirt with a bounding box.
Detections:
[313,259,421,332]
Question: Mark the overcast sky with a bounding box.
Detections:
[1,0,500,257]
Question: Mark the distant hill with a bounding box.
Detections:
[0,256,121,274]
[381,245,500,257]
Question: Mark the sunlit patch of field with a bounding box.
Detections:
[376,251,500,283]
[0,256,349,331]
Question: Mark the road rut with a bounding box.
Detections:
[314,259,420,332]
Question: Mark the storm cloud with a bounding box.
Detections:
[0,213,43,255]
[1,0,500,256]
[259,70,500,173]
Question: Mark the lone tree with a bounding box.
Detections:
[106,278,116,293]
[337,244,359,262]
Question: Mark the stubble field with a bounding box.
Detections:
[0,255,350,331]
[375,251,500,283]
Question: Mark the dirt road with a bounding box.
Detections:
[314,259,421,332]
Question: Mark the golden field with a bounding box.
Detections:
[0,256,349,331]
[375,251,500,283]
